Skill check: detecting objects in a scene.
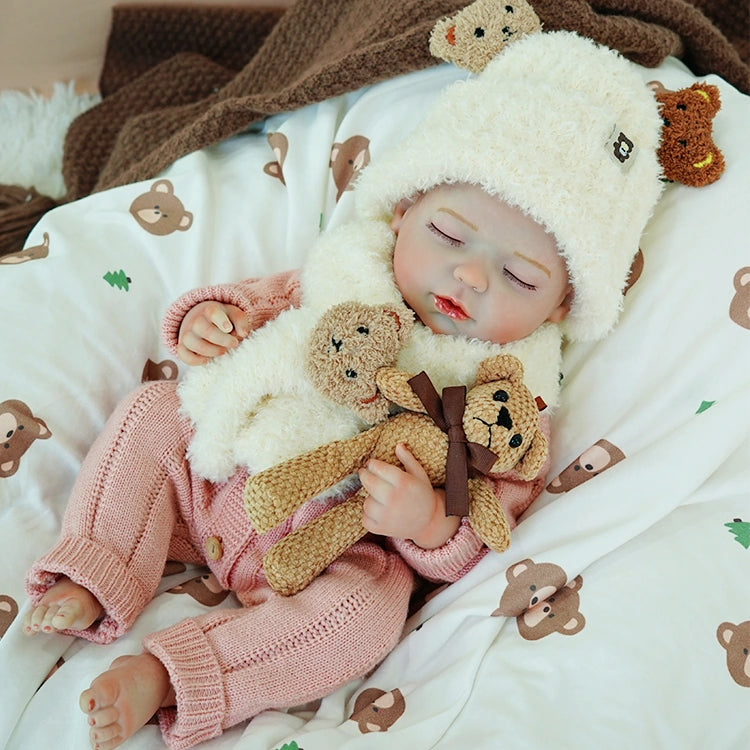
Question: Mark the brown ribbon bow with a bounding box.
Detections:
[407,371,499,517]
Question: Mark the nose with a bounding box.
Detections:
[454,259,488,293]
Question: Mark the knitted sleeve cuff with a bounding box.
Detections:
[388,517,486,582]
[144,618,227,750]
[161,268,302,354]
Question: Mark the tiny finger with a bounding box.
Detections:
[226,309,251,339]
[208,307,234,333]
[394,443,427,477]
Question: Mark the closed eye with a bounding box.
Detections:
[427,222,462,247]
[503,266,536,290]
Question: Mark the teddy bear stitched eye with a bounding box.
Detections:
[509,434,523,448]
[677,103,687,110]
[474,27,485,38]
[356,326,369,335]
[506,5,514,11]
[678,139,687,147]
[345,369,358,379]
[493,389,509,402]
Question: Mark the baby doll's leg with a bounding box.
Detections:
[24,576,103,634]
[79,653,174,750]
[130,541,414,749]
[25,380,201,642]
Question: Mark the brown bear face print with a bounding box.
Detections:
[129,180,193,235]
[729,267,750,330]
[330,135,370,201]
[263,132,288,185]
[717,621,750,687]
[167,573,230,606]
[0,400,52,478]
[546,439,626,493]
[350,687,406,733]
[0,232,50,265]
[141,358,179,382]
[0,594,19,637]
[492,559,585,640]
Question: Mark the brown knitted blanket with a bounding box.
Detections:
[2,0,748,257]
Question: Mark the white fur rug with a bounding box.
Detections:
[0,83,100,198]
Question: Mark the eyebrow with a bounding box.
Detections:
[438,207,478,232]
[514,251,551,277]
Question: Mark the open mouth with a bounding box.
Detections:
[434,295,470,321]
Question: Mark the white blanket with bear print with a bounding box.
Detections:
[0,57,749,750]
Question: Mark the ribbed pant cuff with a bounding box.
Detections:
[144,618,226,750]
[25,535,149,643]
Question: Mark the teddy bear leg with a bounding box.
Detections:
[262,492,368,596]
[467,478,511,554]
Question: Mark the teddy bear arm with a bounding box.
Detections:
[374,367,426,412]
[515,427,548,480]
[244,426,382,533]
[262,489,368,595]
[467,477,511,554]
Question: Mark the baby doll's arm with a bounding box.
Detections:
[390,414,552,583]
[387,518,486,583]
[161,268,301,355]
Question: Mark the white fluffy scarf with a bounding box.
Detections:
[178,218,562,482]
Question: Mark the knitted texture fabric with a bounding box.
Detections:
[245,354,547,595]
[1,0,748,258]
[25,379,455,748]
[161,269,302,355]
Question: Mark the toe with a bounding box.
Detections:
[90,720,123,744]
[90,705,121,729]
[27,604,50,633]
[50,601,82,630]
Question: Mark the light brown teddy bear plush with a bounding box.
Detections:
[306,300,414,424]
[245,353,547,595]
[429,0,542,74]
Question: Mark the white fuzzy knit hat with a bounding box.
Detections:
[354,31,664,342]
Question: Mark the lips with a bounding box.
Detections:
[434,295,470,321]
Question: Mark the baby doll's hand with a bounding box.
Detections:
[177,301,250,365]
[359,443,460,549]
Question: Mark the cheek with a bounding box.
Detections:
[392,238,422,298]
[479,297,552,345]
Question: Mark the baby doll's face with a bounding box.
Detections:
[391,183,571,345]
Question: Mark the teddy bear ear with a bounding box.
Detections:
[690,82,721,114]
[475,354,525,386]
[515,428,549,480]
[389,304,415,345]
[647,80,668,96]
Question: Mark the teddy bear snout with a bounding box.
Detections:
[495,405,513,430]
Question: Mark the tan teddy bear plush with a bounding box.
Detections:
[245,353,547,595]
[306,301,414,424]
[429,0,542,74]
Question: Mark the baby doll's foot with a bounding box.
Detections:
[24,576,103,635]
[80,653,174,750]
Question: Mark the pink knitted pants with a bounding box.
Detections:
[26,381,414,749]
